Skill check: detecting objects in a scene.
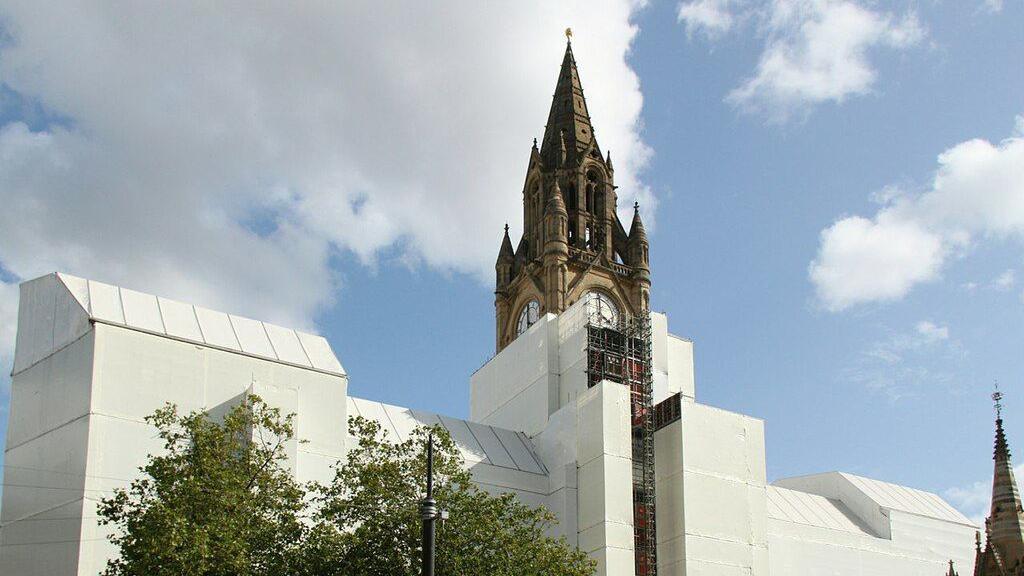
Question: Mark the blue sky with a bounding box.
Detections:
[0,1,1021,523]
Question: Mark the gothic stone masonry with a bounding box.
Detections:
[494,39,650,352]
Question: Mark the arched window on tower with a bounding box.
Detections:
[585,170,598,213]
[532,184,542,256]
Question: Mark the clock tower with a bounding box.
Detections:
[494,38,651,352]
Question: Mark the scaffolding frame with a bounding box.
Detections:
[585,312,657,576]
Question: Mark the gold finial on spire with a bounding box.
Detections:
[994,381,1004,419]
[565,27,573,41]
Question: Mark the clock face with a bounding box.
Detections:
[585,291,619,327]
[516,300,541,336]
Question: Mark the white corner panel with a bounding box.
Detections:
[120,288,165,334]
[229,315,276,359]
[57,273,91,312]
[264,323,312,367]
[87,280,125,324]
[467,421,517,469]
[382,403,424,441]
[438,415,489,464]
[495,427,546,474]
[158,297,204,341]
[297,332,345,374]
[194,306,241,350]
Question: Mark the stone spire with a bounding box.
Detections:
[978,388,1024,574]
[628,201,647,242]
[946,559,959,576]
[540,37,600,168]
[493,34,651,351]
[497,223,514,263]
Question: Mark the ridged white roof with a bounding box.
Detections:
[774,471,973,528]
[347,396,548,476]
[13,273,344,377]
[767,486,874,535]
[837,472,972,524]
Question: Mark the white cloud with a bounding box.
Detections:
[849,320,962,402]
[993,269,1016,291]
[915,320,950,343]
[678,0,743,39]
[677,0,925,121]
[984,0,1004,13]
[728,0,924,120]
[0,281,17,365]
[811,117,1024,311]
[0,3,651,353]
[809,214,945,311]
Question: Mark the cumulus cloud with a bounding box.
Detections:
[810,116,1024,311]
[678,0,924,121]
[809,215,944,311]
[728,0,923,120]
[678,0,744,39]
[0,2,651,352]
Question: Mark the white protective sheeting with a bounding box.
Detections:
[774,472,972,527]
[10,273,345,377]
[346,396,548,478]
[767,486,873,536]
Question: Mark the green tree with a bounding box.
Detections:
[312,415,595,576]
[99,403,593,576]
[97,397,307,576]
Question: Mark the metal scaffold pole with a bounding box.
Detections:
[585,310,657,575]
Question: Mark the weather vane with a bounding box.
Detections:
[993,381,1004,419]
[565,27,573,40]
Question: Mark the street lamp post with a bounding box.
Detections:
[419,433,437,576]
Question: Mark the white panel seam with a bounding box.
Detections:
[192,305,206,343]
[1,496,88,525]
[294,331,315,367]
[116,285,127,325]
[155,297,169,335]
[489,426,522,470]
[87,319,345,377]
[517,431,549,474]
[9,329,93,379]
[260,322,281,361]
[3,412,91,452]
[459,418,493,466]
[226,315,244,352]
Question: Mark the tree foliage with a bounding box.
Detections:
[100,401,594,576]
[313,416,595,576]
[98,397,306,576]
